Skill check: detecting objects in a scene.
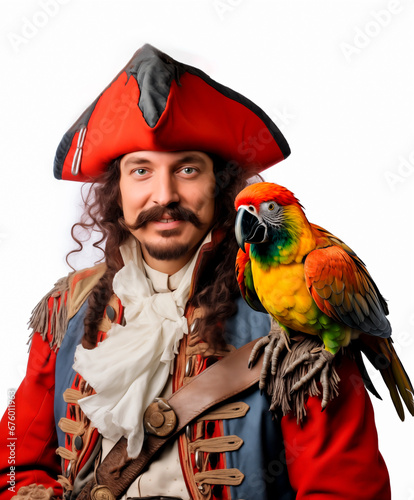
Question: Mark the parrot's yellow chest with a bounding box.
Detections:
[251,259,321,334]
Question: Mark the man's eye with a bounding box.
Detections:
[181,167,196,175]
[134,168,148,176]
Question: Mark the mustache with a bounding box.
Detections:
[125,204,203,230]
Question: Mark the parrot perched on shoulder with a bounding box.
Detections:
[235,181,414,419]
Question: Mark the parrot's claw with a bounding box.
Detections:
[271,336,288,375]
[248,336,272,369]
[288,349,335,410]
[259,336,278,392]
[248,319,290,392]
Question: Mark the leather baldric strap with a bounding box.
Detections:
[77,338,264,500]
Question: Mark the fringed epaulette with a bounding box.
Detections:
[28,263,107,350]
[12,483,55,499]
[29,275,71,350]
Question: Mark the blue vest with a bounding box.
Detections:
[54,297,295,499]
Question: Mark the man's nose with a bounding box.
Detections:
[151,172,180,206]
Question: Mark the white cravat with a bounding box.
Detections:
[73,235,209,458]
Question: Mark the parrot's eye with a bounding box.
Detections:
[268,203,275,211]
[248,206,255,212]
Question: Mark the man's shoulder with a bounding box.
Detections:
[66,263,107,320]
[29,263,107,349]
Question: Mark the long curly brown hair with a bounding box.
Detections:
[68,155,251,349]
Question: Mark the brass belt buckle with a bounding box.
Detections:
[143,398,177,437]
[90,484,116,500]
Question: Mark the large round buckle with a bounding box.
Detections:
[90,485,115,500]
[143,397,177,437]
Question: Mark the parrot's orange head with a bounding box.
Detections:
[234,182,305,253]
[234,182,301,211]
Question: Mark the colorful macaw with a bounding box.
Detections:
[235,181,414,419]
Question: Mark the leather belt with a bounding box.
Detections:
[79,338,264,500]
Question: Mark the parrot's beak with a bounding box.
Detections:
[235,207,268,252]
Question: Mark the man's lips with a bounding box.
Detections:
[158,216,178,223]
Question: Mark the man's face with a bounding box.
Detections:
[119,150,216,272]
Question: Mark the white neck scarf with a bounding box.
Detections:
[73,235,208,458]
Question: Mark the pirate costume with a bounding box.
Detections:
[0,45,390,500]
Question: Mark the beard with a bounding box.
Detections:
[142,241,191,261]
[124,204,204,261]
[141,227,191,261]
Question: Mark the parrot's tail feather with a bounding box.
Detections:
[357,336,414,420]
[380,364,405,421]
[352,347,382,400]
[379,339,414,418]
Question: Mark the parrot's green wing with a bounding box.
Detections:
[235,245,267,313]
[304,243,391,337]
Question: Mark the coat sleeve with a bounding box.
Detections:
[281,355,391,500]
[0,307,63,499]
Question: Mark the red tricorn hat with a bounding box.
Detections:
[54,44,290,182]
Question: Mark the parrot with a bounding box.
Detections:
[234,181,414,419]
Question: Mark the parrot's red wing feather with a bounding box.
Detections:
[236,245,267,313]
[304,245,391,337]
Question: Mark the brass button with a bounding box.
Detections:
[90,485,115,500]
[143,398,177,437]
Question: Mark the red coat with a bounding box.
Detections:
[0,263,391,499]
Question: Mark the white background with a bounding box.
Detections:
[1,0,413,497]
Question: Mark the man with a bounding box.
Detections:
[0,44,390,499]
